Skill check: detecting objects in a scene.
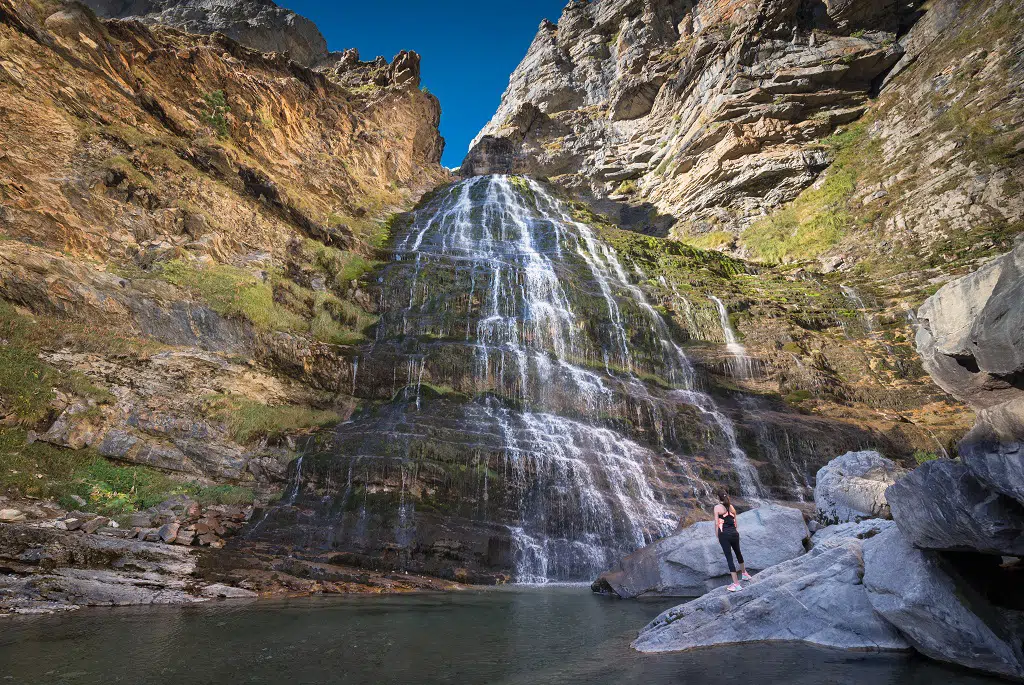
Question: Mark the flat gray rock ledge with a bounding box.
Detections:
[631,527,908,653]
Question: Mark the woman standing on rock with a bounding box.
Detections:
[715,491,752,592]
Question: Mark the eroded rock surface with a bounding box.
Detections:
[814,450,906,524]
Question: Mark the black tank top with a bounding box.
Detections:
[719,508,736,531]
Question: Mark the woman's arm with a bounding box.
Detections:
[714,505,722,535]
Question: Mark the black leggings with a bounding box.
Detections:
[718,529,743,573]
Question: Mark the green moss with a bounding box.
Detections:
[614,179,638,195]
[205,394,340,444]
[158,260,305,333]
[302,239,381,284]
[912,449,940,465]
[681,230,734,251]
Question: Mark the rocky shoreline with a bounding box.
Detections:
[0,493,462,615]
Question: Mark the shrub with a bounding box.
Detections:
[201,90,230,138]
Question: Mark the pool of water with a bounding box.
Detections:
[0,586,994,685]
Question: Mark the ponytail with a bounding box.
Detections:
[718,490,731,508]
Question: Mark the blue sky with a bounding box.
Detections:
[282,1,567,168]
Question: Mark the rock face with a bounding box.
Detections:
[593,505,808,598]
[814,450,906,524]
[916,241,1024,412]
[907,241,1024,555]
[463,0,905,230]
[83,0,330,66]
[632,529,908,653]
[886,457,1024,556]
[863,525,1024,680]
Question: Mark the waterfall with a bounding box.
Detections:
[841,285,874,332]
[709,295,754,379]
[260,175,773,584]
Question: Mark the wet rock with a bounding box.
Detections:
[863,525,1024,680]
[632,535,909,653]
[886,459,1024,556]
[814,450,906,524]
[593,505,808,598]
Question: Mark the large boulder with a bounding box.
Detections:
[814,450,907,524]
[960,396,1024,506]
[916,240,1024,412]
[593,505,809,598]
[863,525,1024,680]
[632,532,909,653]
[886,458,1024,556]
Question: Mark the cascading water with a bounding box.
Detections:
[709,295,755,379]
[254,175,772,583]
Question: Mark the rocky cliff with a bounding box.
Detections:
[0,0,445,502]
[82,0,330,66]
[464,0,1022,283]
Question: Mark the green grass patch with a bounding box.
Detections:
[613,179,638,195]
[741,121,878,263]
[0,302,114,424]
[205,394,340,444]
[0,426,254,515]
[201,90,230,138]
[158,260,305,333]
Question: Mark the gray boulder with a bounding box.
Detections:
[814,450,907,524]
[916,240,1024,412]
[594,505,809,598]
[863,525,1024,680]
[961,396,1024,506]
[887,458,1024,556]
[632,534,909,653]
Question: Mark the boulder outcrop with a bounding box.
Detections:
[632,530,908,653]
[593,505,808,598]
[886,456,1024,556]
[863,525,1024,680]
[814,450,906,524]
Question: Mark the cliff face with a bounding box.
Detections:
[82,0,330,66]
[463,0,1022,281]
[0,0,446,492]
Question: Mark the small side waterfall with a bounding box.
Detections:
[841,285,874,332]
[709,295,754,379]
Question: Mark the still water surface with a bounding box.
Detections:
[0,586,994,684]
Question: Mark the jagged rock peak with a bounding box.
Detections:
[82,0,330,65]
[462,0,908,232]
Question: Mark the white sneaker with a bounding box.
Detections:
[727,583,741,592]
